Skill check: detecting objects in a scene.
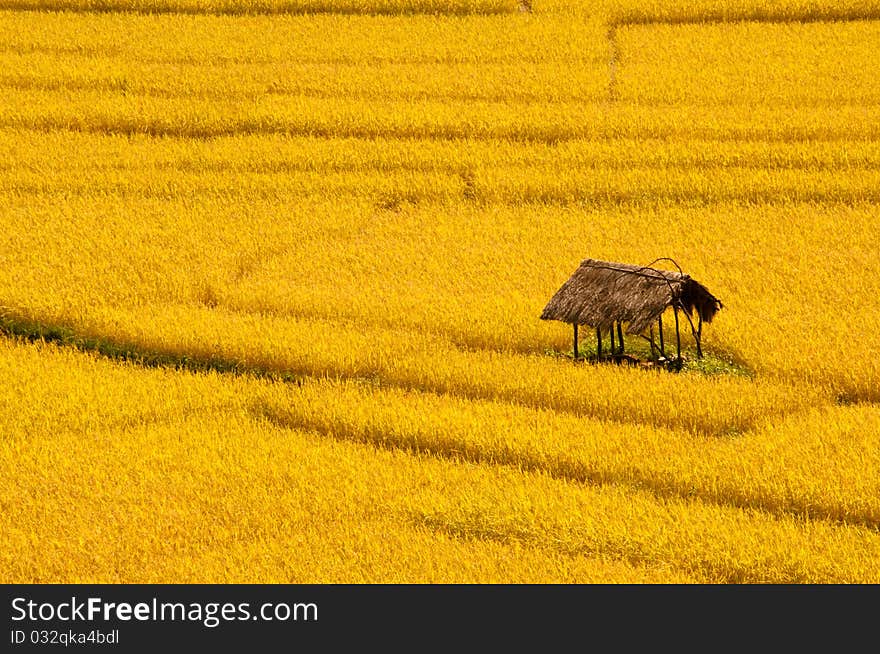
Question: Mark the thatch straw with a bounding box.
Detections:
[540,258,722,333]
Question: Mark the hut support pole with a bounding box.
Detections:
[609,325,616,355]
[596,327,602,360]
[573,323,579,360]
[674,305,681,361]
[658,315,666,358]
[617,322,624,354]
[696,314,703,358]
[649,325,656,358]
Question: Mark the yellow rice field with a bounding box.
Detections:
[1,0,879,583]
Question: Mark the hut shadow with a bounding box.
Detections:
[553,343,754,378]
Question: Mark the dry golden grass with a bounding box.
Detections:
[617,20,880,105]
[1,1,879,583]
[3,340,879,583]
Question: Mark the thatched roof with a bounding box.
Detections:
[540,258,722,333]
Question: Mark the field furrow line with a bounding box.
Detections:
[0,0,517,16]
[0,308,819,437]
[254,400,880,531]
[413,507,880,584]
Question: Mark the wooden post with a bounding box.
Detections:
[616,322,624,354]
[649,324,656,358]
[674,304,681,361]
[596,327,602,360]
[609,324,615,355]
[573,323,579,360]
[658,314,665,357]
[696,314,703,358]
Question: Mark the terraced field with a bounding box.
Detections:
[1,0,879,583]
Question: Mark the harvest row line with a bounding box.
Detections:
[6,90,880,142]
[0,0,517,15]
[6,131,879,173]
[8,167,880,206]
[8,70,880,107]
[603,0,880,26]
[2,0,880,25]
[0,10,602,65]
[6,143,880,207]
[5,20,880,104]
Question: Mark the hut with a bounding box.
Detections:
[540,258,722,364]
